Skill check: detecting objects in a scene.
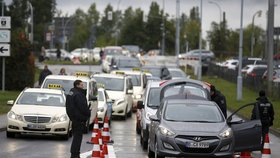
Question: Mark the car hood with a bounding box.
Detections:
[163,121,226,135]
[11,105,66,116]
[106,91,125,101]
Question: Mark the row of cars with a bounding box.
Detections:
[218,57,280,81]
[135,78,264,157]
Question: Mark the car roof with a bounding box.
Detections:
[44,75,94,82]
[92,73,125,79]
[168,68,184,71]
[148,81,161,88]
[24,88,64,94]
[166,99,216,106]
[111,70,142,75]
[114,56,139,60]
[142,65,165,69]
[245,64,267,67]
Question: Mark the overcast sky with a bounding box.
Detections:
[5,0,280,38]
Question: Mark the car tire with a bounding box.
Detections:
[148,139,155,158]
[155,141,164,158]
[127,107,132,118]
[122,107,128,120]
[6,131,16,138]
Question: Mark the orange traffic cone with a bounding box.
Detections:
[240,151,251,158]
[93,117,99,133]
[98,129,103,151]
[88,118,99,144]
[102,116,110,144]
[102,144,109,158]
[262,134,271,158]
[91,132,101,158]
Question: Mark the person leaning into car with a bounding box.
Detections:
[66,80,91,158]
[251,90,274,149]
[210,85,227,118]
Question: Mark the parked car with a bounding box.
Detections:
[110,56,142,71]
[148,100,262,158]
[220,59,239,70]
[91,47,101,62]
[241,65,267,78]
[104,46,123,57]
[97,87,112,124]
[45,49,74,61]
[184,49,215,61]
[6,88,72,140]
[71,48,91,61]
[262,68,280,80]
[40,74,98,132]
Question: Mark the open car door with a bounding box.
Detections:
[227,103,262,152]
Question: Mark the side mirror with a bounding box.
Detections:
[127,89,133,94]
[89,96,98,101]
[137,101,144,109]
[149,115,160,122]
[7,100,14,106]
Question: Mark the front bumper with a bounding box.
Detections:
[156,134,233,157]
[7,119,70,135]
[112,102,126,116]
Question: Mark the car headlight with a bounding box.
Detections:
[178,54,182,58]
[98,107,105,112]
[219,128,233,138]
[135,94,142,99]
[7,111,23,121]
[115,99,125,106]
[52,114,68,123]
[159,126,175,136]
[145,112,152,120]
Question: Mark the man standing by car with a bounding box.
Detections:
[210,85,227,118]
[251,90,274,148]
[66,80,91,158]
[56,47,61,61]
[39,65,52,86]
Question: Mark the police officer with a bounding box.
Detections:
[66,80,91,158]
[251,90,274,148]
[210,85,227,118]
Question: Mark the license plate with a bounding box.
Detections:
[186,142,210,148]
[27,124,46,130]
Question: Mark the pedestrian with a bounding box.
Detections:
[99,48,104,64]
[39,46,46,62]
[251,90,274,149]
[56,47,61,61]
[210,85,227,118]
[39,65,52,86]
[66,80,91,158]
[58,68,67,75]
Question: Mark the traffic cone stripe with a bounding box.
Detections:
[261,133,271,158]
[263,143,270,149]
[262,149,271,154]
[102,131,110,136]
[103,123,109,128]
[93,145,100,151]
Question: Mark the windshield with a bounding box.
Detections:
[118,59,141,68]
[144,68,161,78]
[98,91,104,101]
[105,49,122,56]
[164,104,223,122]
[128,75,141,86]
[42,79,87,95]
[164,84,208,100]
[148,88,161,107]
[17,92,65,107]
[93,77,124,91]
[170,70,186,78]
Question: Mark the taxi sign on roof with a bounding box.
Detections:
[48,84,62,89]
[116,71,125,75]
[132,68,141,71]
[143,70,150,73]
[75,72,89,77]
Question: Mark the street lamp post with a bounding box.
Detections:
[27,1,33,44]
[198,0,203,80]
[161,0,165,56]
[175,0,180,67]
[250,10,262,57]
[115,0,122,46]
[209,1,222,23]
[237,0,244,101]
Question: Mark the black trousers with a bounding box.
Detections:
[261,127,269,149]
[70,120,84,158]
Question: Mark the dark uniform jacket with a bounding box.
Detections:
[66,87,91,122]
[251,96,274,128]
[211,90,227,118]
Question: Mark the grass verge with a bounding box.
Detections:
[0,91,20,114]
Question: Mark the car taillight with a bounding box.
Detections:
[249,73,257,77]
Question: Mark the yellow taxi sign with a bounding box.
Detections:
[48,84,62,89]
[132,68,141,71]
[143,70,150,73]
[115,71,125,75]
[75,72,89,77]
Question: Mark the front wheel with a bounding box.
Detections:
[6,131,16,138]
